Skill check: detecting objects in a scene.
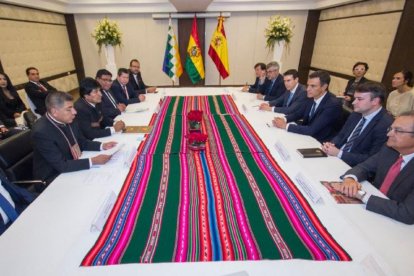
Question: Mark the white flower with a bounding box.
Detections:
[265,16,294,50]
[92,17,122,51]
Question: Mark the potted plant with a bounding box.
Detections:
[187,110,203,133]
[186,132,208,151]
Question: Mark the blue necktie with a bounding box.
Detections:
[0,192,18,222]
[266,80,275,95]
[286,92,294,106]
[309,102,316,119]
[342,117,367,152]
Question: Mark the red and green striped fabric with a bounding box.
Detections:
[82,95,351,265]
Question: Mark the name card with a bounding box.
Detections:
[274,141,291,162]
[241,104,248,113]
[90,191,116,232]
[295,173,323,204]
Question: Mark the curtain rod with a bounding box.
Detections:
[152,12,231,19]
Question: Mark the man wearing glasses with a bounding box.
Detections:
[334,111,414,224]
[256,61,286,101]
[96,69,126,124]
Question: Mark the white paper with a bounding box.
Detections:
[295,173,323,204]
[360,255,387,276]
[90,191,116,232]
[102,142,124,156]
[125,103,150,113]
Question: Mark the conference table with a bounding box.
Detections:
[0,87,412,276]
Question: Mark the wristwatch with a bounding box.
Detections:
[357,190,367,200]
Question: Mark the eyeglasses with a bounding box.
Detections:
[387,127,414,134]
[99,78,113,83]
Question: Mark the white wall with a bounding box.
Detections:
[75,11,308,86]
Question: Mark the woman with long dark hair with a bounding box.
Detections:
[0,72,27,127]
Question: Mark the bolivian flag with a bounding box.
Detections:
[208,16,229,79]
[185,16,205,84]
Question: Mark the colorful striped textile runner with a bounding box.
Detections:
[82,95,351,265]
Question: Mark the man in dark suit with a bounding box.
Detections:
[273,70,342,142]
[259,69,307,115]
[32,91,117,184]
[322,81,393,166]
[0,169,36,235]
[241,62,267,94]
[24,67,57,115]
[75,77,125,140]
[334,111,414,224]
[129,59,157,94]
[257,61,285,102]
[111,68,145,105]
[96,69,126,124]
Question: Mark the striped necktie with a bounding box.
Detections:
[342,117,366,152]
[309,102,316,119]
[0,191,18,222]
[286,92,294,106]
[122,85,129,99]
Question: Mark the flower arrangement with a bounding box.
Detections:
[187,110,203,132]
[186,132,208,151]
[92,17,122,51]
[264,16,294,50]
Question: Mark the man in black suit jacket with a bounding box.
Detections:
[111,68,145,106]
[273,70,342,142]
[0,169,36,235]
[257,61,285,102]
[323,81,393,166]
[24,67,57,115]
[96,69,126,124]
[241,62,267,94]
[334,111,414,224]
[32,91,117,184]
[75,77,125,140]
[259,69,307,115]
[129,59,157,94]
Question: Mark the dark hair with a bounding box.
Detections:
[353,62,369,71]
[398,70,413,87]
[399,110,414,133]
[0,72,17,94]
[254,62,266,71]
[45,91,73,112]
[96,69,112,79]
[79,77,100,98]
[25,67,38,76]
[309,70,331,87]
[355,81,385,103]
[129,59,139,67]
[283,69,299,79]
[117,68,129,76]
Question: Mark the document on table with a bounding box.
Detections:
[295,172,323,204]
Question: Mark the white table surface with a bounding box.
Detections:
[0,87,412,276]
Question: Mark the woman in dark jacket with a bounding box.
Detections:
[0,72,27,127]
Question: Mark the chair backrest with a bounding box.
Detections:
[0,129,33,181]
[24,93,42,119]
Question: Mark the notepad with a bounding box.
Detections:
[297,148,327,158]
[124,125,153,133]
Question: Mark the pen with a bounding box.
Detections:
[266,123,271,128]
[252,105,259,107]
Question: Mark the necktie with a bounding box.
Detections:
[286,92,294,106]
[37,82,47,92]
[380,156,403,195]
[266,80,275,95]
[309,102,316,119]
[122,85,129,99]
[134,74,140,88]
[0,192,18,222]
[342,117,366,152]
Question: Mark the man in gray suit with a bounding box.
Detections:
[335,111,414,224]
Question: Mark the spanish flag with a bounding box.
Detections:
[185,16,205,84]
[208,16,229,79]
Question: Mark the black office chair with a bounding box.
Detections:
[0,129,45,191]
